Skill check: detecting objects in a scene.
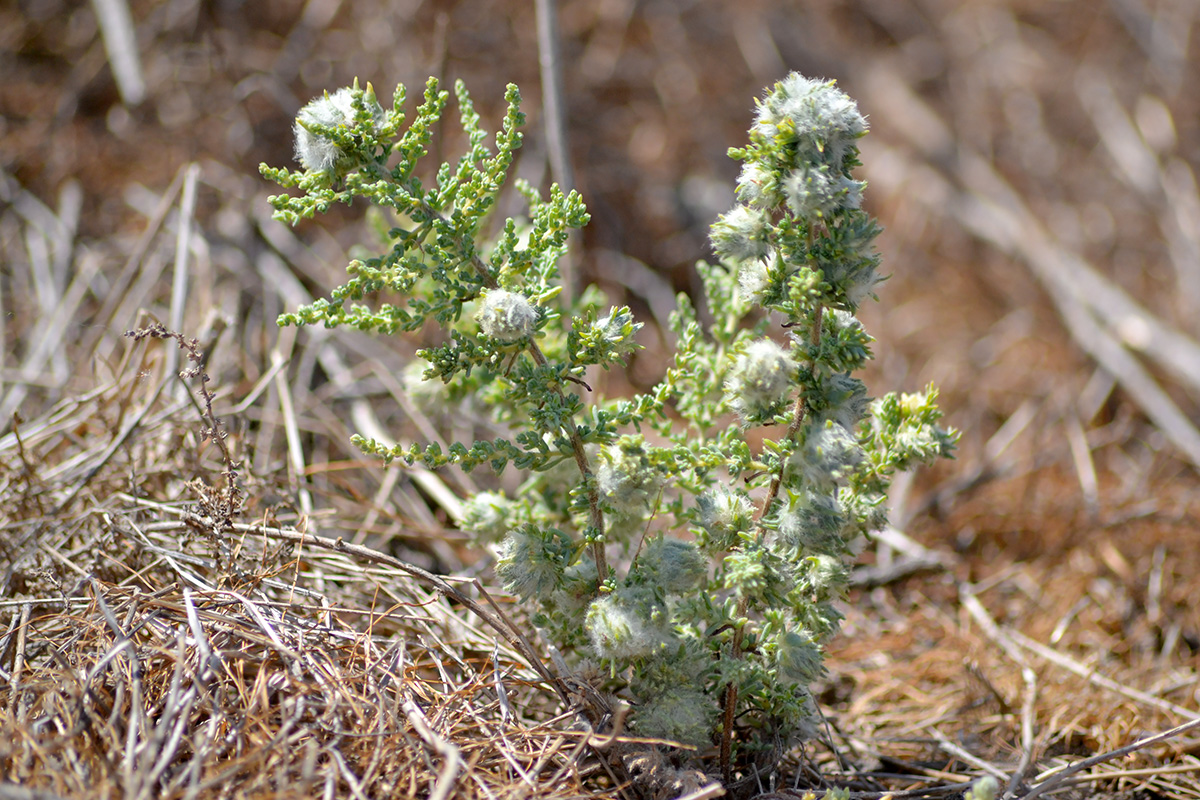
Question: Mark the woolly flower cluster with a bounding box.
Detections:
[775,629,825,684]
[494,524,570,600]
[775,491,844,556]
[696,485,755,552]
[585,588,673,661]
[584,540,705,665]
[635,538,707,594]
[591,307,642,358]
[824,372,871,432]
[792,418,864,490]
[753,73,867,173]
[294,87,385,174]
[725,75,867,215]
[595,438,662,522]
[709,73,881,312]
[724,339,796,425]
[476,289,539,342]
[459,491,516,543]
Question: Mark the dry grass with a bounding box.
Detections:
[4,1,1200,798]
[0,325,610,799]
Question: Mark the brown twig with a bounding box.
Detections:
[1022,714,1200,800]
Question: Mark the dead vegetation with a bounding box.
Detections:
[3,1,1200,798]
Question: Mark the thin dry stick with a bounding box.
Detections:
[1022,714,1200,800]
[272,352,314,520]
[167,164,200,404]
[852,525,959,587]
[89,0,145,105]
[1039,761,1200,786]
[400,696,462,800]
[928,728,1010,782]
[1003,667,1038,800]
[961,584,1042,799]
[959,587,1032,667]
[5,604,32,718]
[1006,627,1195,718]
[134,632,196,800]
[1064,412,1099,515]
[534,0,577,302]
[674,783,727,800]
[964,580,1200,797]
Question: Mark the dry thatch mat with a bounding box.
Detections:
[5,0,1200,798]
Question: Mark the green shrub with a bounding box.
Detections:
[261,73,956,778]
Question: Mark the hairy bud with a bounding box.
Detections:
[294,86,385,174]
[477,289,538,342]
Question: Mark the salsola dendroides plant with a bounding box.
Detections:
[261,72,956,782]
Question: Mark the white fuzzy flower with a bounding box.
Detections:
[636,538,707,594]
[791,417,864,489]
[585,589,673,661]
[476,289,538,342]
[737,257,774,304]
[783,166,865,219]
[710,205,772,262]
[294,87,384,173]
[635,685,715,746]
[595,439,661,521]
[590,307,642,358]
[775,490,845,555]
[725,339,796,424]
[735,162,778,209]
[459,491,514,543]
[494,525,568,600]
[845,266,886,308]
[776,628,825,684]
[755,73,868,169]
[697,485,755,551]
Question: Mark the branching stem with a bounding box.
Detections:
[419,197,609,587]
[721,300,824,781]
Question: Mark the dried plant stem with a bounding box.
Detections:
[223,519,574,709]
[534,0,577,301]
[1022,714,1200,800]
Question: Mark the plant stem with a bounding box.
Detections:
[720,301,825,780]
[527,342,610,588]
[427,198,609,587]
[760,304,824,517]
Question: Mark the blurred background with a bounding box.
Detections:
[4,0,1200,772]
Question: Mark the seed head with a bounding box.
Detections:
[725,339,796,425]
[476,289,538,342]
[294,86,385,173]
